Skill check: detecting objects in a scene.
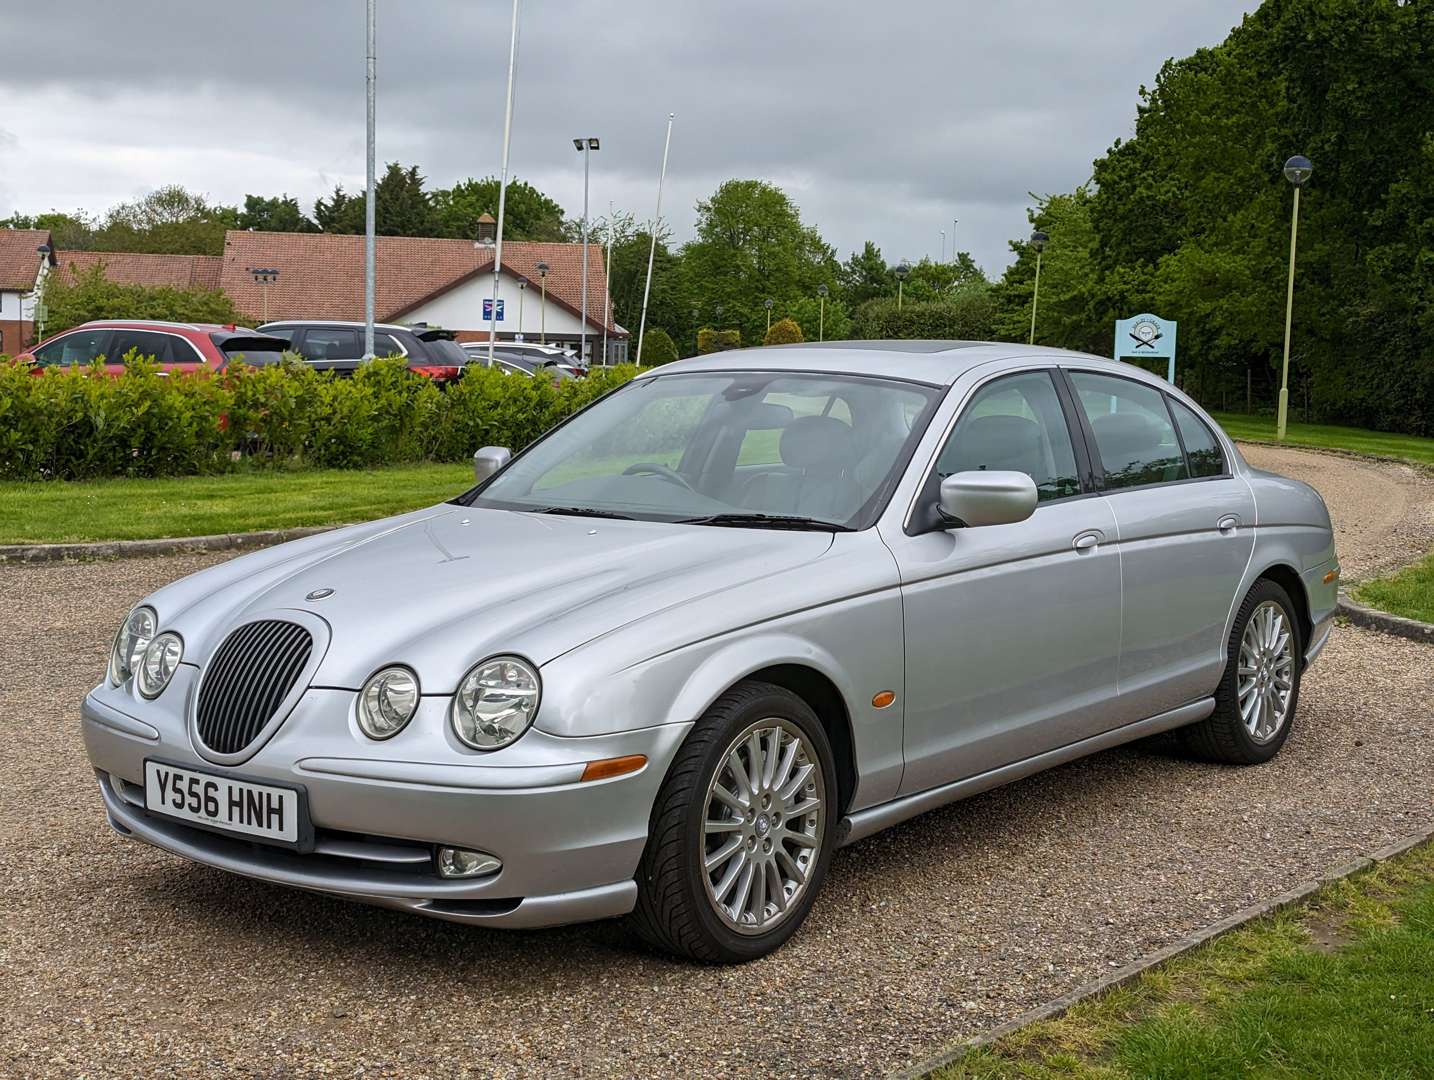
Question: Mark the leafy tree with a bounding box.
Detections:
[41,264,242,334]
[602,214,694,347]
[682,180,839,347]
[784,295,851,343]
[2,211,95,249]
[237,194,318,233]
[992,189,1106,351]
[430,177,567,241]
[638,327,679,364]
[314,163,438,237]
[839,241,890,307]
[763,317,804,346]
[697,328,741,354]
[853,290,997,342]
[91,185,238,255]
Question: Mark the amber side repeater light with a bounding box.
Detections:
[580,755,647,783]
[872,691,896,709]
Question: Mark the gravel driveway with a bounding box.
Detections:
[2,446,1430,1079]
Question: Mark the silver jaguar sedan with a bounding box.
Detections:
[83,341,1339,962]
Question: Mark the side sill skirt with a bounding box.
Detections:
[837,698,1215,848]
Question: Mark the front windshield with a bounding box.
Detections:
[466,371,939,529]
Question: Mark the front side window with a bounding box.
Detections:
[468,371,938,529]
[1168,398,1226,477]
[1070,371,1188,490]
[109,329,183,364]
[936,370,1081,502]
[33,329,112,367]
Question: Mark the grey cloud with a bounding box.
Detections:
[0,1,1257,273]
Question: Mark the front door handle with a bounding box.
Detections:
[1073,531,1101,552]
[1217,515,1240,535]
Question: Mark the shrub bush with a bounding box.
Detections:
[763,317,804,346]
[0,355,638,481]
[42,263,244,335]
[697,327,742,354]
[638,328,679,365]
[852,289,997,341]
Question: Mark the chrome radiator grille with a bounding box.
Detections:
[196,620,313,755]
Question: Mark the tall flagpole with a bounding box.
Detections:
[363,0,376,359]
[487,0,520,366]
[636,113,674,366]
[602,202,613,366]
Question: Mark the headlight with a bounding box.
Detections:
[451,656,540,750]
[109,606,157,686]
[137,632,183,699]
[358,666,420,739]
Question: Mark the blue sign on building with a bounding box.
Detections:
[1113,312,1177,383]
[483,298,505,321]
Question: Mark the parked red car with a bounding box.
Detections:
[16,320,287,375]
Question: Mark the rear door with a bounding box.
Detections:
[1064,369,1255,720]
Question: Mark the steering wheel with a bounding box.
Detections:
[622,462,698,493]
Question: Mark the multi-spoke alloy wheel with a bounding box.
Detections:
[630,681,836,963]
[701,719,825,935]
[1180,577,1303,765]
[1238,600,1296,744]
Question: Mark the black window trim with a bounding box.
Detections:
[1056,366,1235,496]
[1163,391,1229,480]
[35,327,113,367]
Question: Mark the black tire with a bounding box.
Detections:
[629,680,837,963]
[1180,577,1303,765]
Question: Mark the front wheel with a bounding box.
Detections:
[1180,578,1303,764]
[629,681,836,963]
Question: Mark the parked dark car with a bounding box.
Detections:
[460,342,583,380]
[256,321,469,384]
[16,320,287,375]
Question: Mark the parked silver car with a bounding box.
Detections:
[83,342,1339,962]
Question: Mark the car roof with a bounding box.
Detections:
[258,320,416,333]
[75,320,244,334]
[639,340,1143,387]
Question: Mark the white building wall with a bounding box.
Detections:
[404,268,600,341]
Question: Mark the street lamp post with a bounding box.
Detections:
[764,297,774,335]
[691,305,700,354]
[953,218,958,256]
[536,261,549,344]
[573,136,600,365]
[1277,155,1312,440]
[249,267,279,323]
[894,261,910,311]
[516,279,526,338]
[817,284,828,341]
[363,0,376,360]
[636,112,676,366]
[1028,229,1048,345]
[940,229,946,264]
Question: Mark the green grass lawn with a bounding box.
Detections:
[933,842,1434,1079]
[1212,411,1434,467]
[0,463,475,544]
[1353,550,1434,625]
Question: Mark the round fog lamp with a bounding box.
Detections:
[437,847,502,879]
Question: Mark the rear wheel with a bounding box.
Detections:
[629,681,836,963]
[1180,578,1303,764]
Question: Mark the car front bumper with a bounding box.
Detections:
[82,685,691,929]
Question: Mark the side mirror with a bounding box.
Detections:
[938,470,1037,528]
[472,446,512,483]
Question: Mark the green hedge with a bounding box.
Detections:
[0,355,636,481]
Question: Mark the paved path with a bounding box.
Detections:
[1,446,1430,1078]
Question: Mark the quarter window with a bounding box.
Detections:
[1069,372,1188,489]
[1168,398,1226,477]
[936,371,1081,502]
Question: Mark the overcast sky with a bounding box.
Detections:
[0,1,1257,275]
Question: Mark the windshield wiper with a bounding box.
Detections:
[534,505,635,520]
[677,512,854,532]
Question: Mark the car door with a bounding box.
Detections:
[885,368,1124,796]
[1064,369,1256,720]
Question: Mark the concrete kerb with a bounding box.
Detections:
[0,525,339,564]
[894,822,1434,1080]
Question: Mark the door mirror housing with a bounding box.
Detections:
[472,446,512,483]
[938,470,1038,528]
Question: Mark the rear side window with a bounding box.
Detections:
[298,328,361,360]
[1070,372,1188,490]
[261,327,296,343]
[937,370,1081,502]
[1168,398,1226,477]
[108,329,187,364]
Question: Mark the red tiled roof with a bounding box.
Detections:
[53,250,223,291]
[219,231,621,332]
[0,229,51,291]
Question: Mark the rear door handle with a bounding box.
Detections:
[1073,531,1102,552]
[1217,515,1240,535]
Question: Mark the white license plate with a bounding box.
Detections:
[145,761,299,845]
